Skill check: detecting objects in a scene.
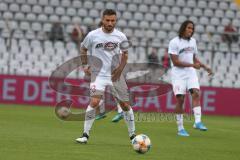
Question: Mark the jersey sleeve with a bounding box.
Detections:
[121,33,128,41]
[168,39,178,55]
[119,33,129,52]
[81,33,92,50]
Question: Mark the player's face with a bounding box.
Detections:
[102,15,117,33]
[184,23,194,38]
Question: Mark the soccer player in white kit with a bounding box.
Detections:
[168,20,213,136]
[76,9,136,143]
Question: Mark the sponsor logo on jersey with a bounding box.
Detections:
[95,42,118,51]
[95,43,103,48]
[179,47,194,54]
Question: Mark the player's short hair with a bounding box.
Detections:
[102,9,117,17]
[178,20,195,39]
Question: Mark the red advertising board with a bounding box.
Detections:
[0,74,240,116]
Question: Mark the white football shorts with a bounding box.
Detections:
[90,75,129,102]
[171,75,200,95]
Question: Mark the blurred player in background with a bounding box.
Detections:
[76,9,136,143]
[95,97,124,122]
[168,20,213,137]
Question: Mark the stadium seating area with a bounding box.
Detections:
[0,0,239,88]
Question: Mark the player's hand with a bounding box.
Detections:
[193,63,201,69]
[111,68,122,82]
[205,67,213,76]
[83,65,91,76]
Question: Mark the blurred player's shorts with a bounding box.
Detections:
[90,75,129,102]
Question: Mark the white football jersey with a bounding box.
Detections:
[81,28,128,77]
[168,36,198,79]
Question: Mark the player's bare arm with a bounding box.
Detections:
[193,55,213,76]
[112,51,128,82]
[170,54,200,69]
[80,46,91,76]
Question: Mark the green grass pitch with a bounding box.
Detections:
[0,104,240,160]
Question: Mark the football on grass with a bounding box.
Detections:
[131,134,151,154]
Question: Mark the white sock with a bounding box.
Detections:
[176,114,184,131]
[99,99,105,114]
[123,108,135,137]
[84,105,96,136]
[117,104,123,113]
[193,106,201,123]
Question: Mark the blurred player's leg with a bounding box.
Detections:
[76,96,102,143]
[111,103,123,122]
[95,99,107,120]
[175,95,189,137]
[188,76,207,131]
[172,79,189,136]
[120,102,136,140]
[83,105,96,134]
[76,76,106,144]
[112,77,136,140]
[189,88,207,131]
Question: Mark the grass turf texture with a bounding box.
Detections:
[0,104,240,160]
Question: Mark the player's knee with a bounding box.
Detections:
[119,101,130,111]
[190,89,200,100]
[176,94,184,105]
[177,101,184,106]
[193,93,200,100]
[90,98,101,108]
